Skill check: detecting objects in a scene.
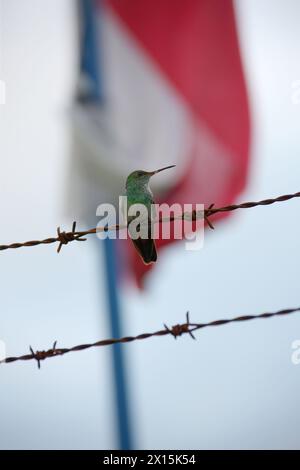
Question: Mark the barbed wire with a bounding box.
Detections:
[0,191,300,253]
[1,307,299,368]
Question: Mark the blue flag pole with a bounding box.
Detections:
[79,0,133,450]
[102,238,132,450]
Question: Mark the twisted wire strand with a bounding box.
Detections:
[1,307,299,368]
[0,191,300,252]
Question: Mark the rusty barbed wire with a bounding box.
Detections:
[0,191,300,253]
[1,307,299,368]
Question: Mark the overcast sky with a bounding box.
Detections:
[0,0,300,449]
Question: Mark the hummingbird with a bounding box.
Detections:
[124,165,176,264]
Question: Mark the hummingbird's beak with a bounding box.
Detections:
[151,165,176,175]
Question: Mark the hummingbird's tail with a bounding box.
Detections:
[132,237,157,264]
[128,218,157,264]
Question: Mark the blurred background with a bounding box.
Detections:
[1,0,300,450]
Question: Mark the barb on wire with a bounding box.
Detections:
[0,191,300,253]
[29,341,58,369]
[164,311,196,339]
[56,222,87,253]
[1,306,299,368]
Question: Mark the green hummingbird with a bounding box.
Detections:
[124,165,176,264]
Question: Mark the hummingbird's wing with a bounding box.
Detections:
[127,194,157,264]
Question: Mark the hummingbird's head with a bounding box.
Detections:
[126,165,176,189]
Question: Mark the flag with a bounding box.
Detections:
[70,0,250,286]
